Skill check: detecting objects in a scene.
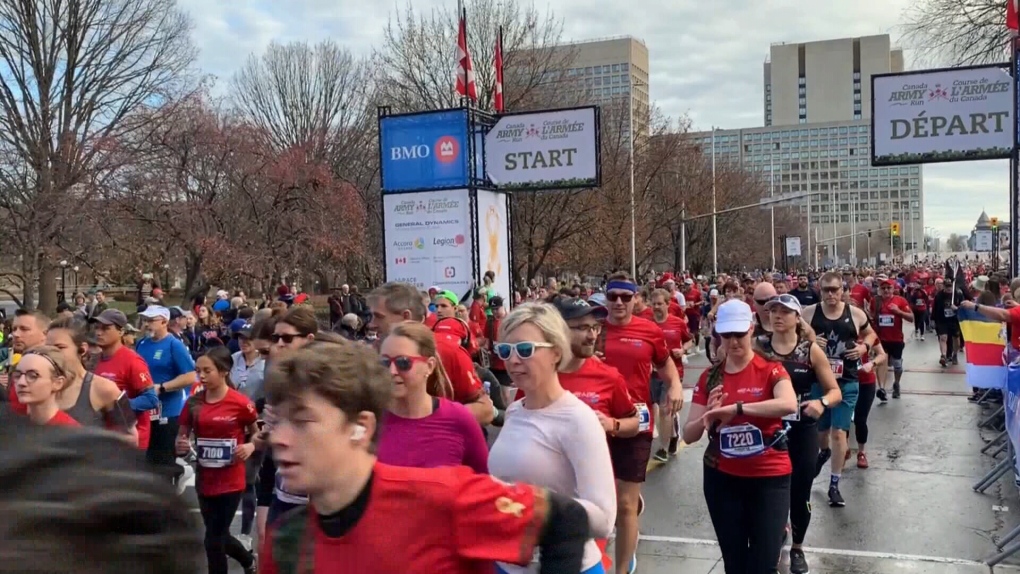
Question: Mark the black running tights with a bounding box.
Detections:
[198,491,254,574]
[854,384,877,445]
[787,421,819,545]
[704,465,790,574]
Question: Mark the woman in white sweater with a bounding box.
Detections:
[488,303,617,574]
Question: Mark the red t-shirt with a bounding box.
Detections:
[94,346,154,449]
[179,388,257,497]
[668,301,685,320]
[858,350,878,385]
[46,409,81,427]
[1008,307,1020,350]
[260,463,547,574]
[634,306,654,321]
[487,317,505,372]
[601,317,669,430]
[907,288,928,312]
[558,357,636,419]
[873,296,911,343]
[468,302,487,327]
[424,313,439,329]
[435,339,483,404]
[849,284,872,308]
[685,289,703,318]
[653,315,693,380]
[692,355,792,478]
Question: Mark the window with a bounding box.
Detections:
[839,127,848,135]
[799,97,806,105]
[853,72,861,80]
[854,103,862,111]
[854,93,861,101]
[798,76,806,86]
[766,94,771,102]
[585,67,592,74]
[799,118,807,124]
[854,82,861,90]
[593,65,602,74]
[612,64,620,73]
[912,200,920,208]
[910,167,920,174]
[810,129,819,136]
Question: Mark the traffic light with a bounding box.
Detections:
[991,216,999,229]
[890,222,900,237]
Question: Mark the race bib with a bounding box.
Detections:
[878,314,895,327]
[196,437,236,468]
[719,424,765,458]
[915,299,925,307]
[944,308,956,318]
[829,359,844,376]
[635,403,651,433]
[149,401,162,422]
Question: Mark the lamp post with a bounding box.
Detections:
[72,266,79,296]
[163,264,171,291]
[59,260,68,303]
[628,79,648,279]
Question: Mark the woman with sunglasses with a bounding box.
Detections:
[489,303,616,574]
[682,300,798,574]
[754,295,841,574]
[376,322,489,473]
[14,346,80,426]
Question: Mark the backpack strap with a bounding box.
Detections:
[272,505,311,574]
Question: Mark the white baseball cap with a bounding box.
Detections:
[715,300,753,334]
[139,305,171,322]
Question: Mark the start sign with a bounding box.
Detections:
[485,106,600,190]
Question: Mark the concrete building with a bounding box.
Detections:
[687,120,923,265]
[550,36,650,137]
[764,35,904,126]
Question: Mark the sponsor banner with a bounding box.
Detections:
[871,65,1014,165]
[485,106,599,189]
[475,190,511,309]
[975,229,994,252]
[785,236,802,257]
[380,109,470,192]
[384,189,473,295]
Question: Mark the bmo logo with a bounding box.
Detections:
[434,136,459,164]
[388,135,460,164]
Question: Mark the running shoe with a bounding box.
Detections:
[237,534,253,552]
[667,436,680,457]
[176,463,195,496]
[244,555,257,574]
[828,485,846,507]
[814,448,832,478]
[628,555,637,574]
[877,387,888,402]
[892,382,901,399]
[939,355,947,368]
[653,448,669,463]
[857,451,869,469]
[789,547,810,574]
[920,335,925,341]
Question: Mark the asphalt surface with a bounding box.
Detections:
[182,326,1020,573]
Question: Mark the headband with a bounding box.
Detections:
[606,280,638,293]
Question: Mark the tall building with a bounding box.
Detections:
[548,36,650,137]
[687,119,923,265]
[763,35,905,126]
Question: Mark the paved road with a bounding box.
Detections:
[183,329,1020,573]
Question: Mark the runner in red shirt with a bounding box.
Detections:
[907,282,929,341]
[599,273,682,574]
[260,341,590,574]
[13,346,81,427]
[872,279,913,399]
[91,310,157,449]
[177,347,258,574]
[847,273,872,309]
[649,288,694,463]
[632,289,654,321]
[685,279,703,347]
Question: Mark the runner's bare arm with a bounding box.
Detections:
[851,307,878,346]
[464,393,496,426]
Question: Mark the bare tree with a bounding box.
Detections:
[901,0,1009,66]
[376,0,575,112]
[947,232,969,251]
[0,0,195,311]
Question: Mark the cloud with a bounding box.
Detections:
[179,0,1004,237]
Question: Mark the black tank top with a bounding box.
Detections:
[64,372,105,428]
[756,335,816,396]
[809,303,860,382]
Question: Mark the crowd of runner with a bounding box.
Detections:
[0,259,1012,574]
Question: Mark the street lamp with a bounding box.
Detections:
[72,266,79,295]
[59,260,68,302]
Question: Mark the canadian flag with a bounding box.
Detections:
[1009,0,1019,31]
[494,26,504,112]
[455,10,478,101]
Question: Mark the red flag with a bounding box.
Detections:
[1008,0,1019,31]
[455,11,478,101]
[494,27,504,112]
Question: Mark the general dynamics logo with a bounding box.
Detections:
[394,220,458,229]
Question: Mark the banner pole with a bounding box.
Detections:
[1012,37,1020,277]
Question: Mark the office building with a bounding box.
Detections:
[764,35,905,126]
[687,119,924,263]
[542,36,650,137]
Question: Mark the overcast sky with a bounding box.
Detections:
[176,0,1009,239]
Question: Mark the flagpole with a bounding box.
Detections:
[1012,31,1019,277]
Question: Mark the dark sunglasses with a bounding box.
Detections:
[380,355,429,372]
[493,341,555,360]
[754,299,771,306]
[821,286,842,294]
[720,331,748,340]
[270,333,302,344]
[606,292,634,303]
[257,349,271,357]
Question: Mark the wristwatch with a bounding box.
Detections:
[820,397,831,409]
[735,401,744,416]
[613,419,621,435]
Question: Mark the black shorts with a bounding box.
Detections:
[609,433,653,483]
[935,321,960,337]
[882,340,905,361]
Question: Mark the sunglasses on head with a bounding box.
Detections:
[380,355,429,372]
[493,341,555,360]
[606,292,634,303]
[270,333,302,344]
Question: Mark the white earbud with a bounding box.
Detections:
[351,425,367,441]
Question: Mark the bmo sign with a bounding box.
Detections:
[380,109,469,192]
